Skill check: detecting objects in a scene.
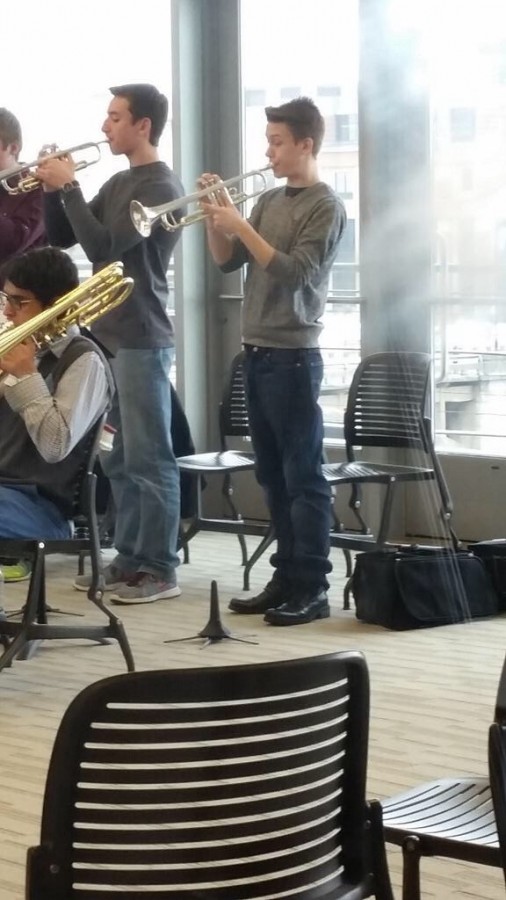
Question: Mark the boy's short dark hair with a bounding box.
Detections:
[109,83,169,147]
[1,247,79,309]
[0,108,22,155]
[265,97,325,157]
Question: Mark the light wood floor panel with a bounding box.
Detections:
[0,533,505,898]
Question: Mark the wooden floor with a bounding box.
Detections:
[0,533,505,899]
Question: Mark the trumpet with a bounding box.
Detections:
[130,165,273,237]
[0,262,133,365]
[0,140,109,195]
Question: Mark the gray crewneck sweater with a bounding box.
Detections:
[43,162,185,355]
[221,182,346,348]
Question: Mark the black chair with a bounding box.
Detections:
[489,722,506,890]
[177,351,272,589]
[0,412,134,674]
[322,352,459,607]
[26,650,395,899]
[381,652,506,900]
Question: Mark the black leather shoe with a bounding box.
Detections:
[229,580,291,614]
[264,589,330,626]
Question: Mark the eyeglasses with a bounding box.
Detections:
[0,291,35,312]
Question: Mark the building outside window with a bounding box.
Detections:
[429,0,506,455]
[240,0,360,436]
[1,0,173,295]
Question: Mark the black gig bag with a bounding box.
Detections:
[352,547,499,630]
[468,540,506,611]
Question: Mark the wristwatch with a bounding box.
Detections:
[62,180,80,193]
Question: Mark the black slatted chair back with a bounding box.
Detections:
[218,350,250,445]
[26,651,393,899]
[345,351,431,455]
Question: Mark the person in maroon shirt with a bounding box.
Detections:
[0,108,46,265]
[0,109,46,586]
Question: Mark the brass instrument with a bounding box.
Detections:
[0,262,133,363]
[0,140,109,195]
[130,165,273,237]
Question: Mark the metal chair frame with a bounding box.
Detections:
[323,351,459,608]
[26,651,395,899]
[381,653,506,899]
[177,351,271,590]
[0,413,134,673]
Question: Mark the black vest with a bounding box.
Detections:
[0,336,113,518]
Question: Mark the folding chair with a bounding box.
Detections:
[489,721,506,889]
[177,351,272,589]
[26,650,394,899]
[0,412,134,674]
[323,351,458,606]
[381,652,506,900]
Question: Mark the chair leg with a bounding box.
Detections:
[368,800,395,900]
[343,574,353,610]
[242,525,276,590]
[402,835,422,900]
[237,533,249,568]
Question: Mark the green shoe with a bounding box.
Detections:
[2,560,32,582]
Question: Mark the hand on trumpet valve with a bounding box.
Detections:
[35,152,76,191]
[197,172,243,235]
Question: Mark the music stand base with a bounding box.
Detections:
[164,580,258,647]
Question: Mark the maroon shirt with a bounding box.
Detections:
[0,181,46,265]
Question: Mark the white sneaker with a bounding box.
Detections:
[74,563,134,593]
[110,572,181,605]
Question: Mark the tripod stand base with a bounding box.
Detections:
[164,580,258,647]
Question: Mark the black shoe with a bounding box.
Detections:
[228,579,291,614]
[264,589,330,626]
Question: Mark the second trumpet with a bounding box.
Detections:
[0,140,109,195]
[130,166,273,237]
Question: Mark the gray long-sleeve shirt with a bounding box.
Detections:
[43,162,185,355]
[222,182,346,348]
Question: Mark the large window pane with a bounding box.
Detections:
[2,0,172,287]
[430,0,506,454]
[240,0,360,433]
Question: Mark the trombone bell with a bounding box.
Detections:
[130,165,273,237]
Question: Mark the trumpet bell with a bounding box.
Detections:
[130,201,163,238]
[130,165,272,237]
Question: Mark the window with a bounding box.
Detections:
[1,0,173,291]
[245,89,267,107]
[240,0,360,435]
[429,0,506,454]
[280,87,301,100]
[329,113,359,145]
[449,107,476,142]
[334,170,355,198]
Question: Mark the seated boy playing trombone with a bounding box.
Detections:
[0,246,113,582]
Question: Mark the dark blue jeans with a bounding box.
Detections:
[0,484,71,539]
[243,346,332,591]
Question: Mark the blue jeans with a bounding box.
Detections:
[100,348,180,580]
[0,484,71,539]
[243,346,332,591]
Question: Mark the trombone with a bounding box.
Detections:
[130,165,273,237]
[0,140,109,195]
[0,262,133,368]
